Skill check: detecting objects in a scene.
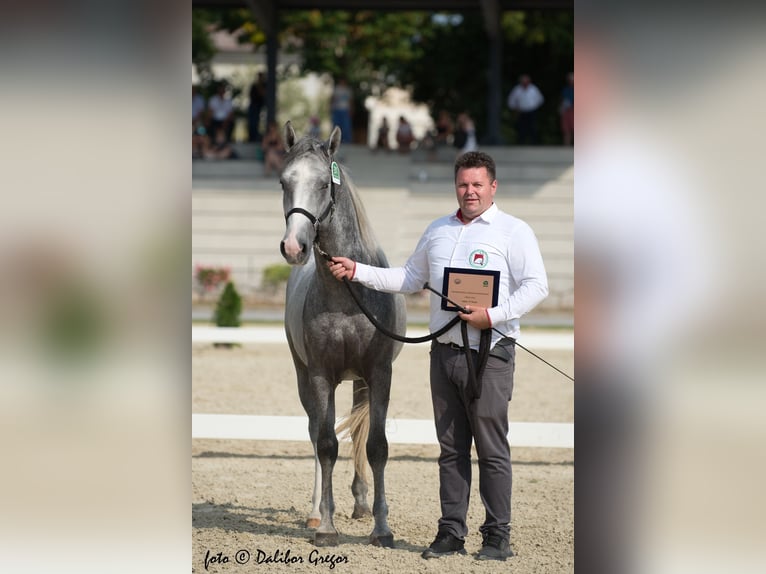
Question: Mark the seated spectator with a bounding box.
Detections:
[395,115,415,154]
[262,121,286,177]
[308,116,322,139]
[434,110,454,146]
[192,85,207,159]
[193,124,208,159]
[208,82,235,143]
[374,117,391,153]
[454,112,478,157]
[204,128,239,160]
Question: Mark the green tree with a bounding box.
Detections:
[193,8,266,93]
[280,11,430,86]
[401,12,488,122]
[279,10,432,139]
[192,9,218,88]
[212,281,242,349]
[192,7,573,144]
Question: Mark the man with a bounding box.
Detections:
[330,77,353,144]
[507,74,545,144]
[208,82,235,144]
[248,72,266,143]
[328,151,548,561]
[559,72,574,146]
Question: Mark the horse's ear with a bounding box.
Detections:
[327,126,341,157]
[284,121,296,151]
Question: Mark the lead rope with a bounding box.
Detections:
[339,272,489,400]
[422,282,575,383]
[318,244,575,383]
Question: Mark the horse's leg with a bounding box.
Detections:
[310,374,340,546]
[366,366,394,548]
[350,379,372,519]
[296,364,322,528]
[308,440,322,529]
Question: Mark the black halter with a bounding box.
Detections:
[284,156,338,231]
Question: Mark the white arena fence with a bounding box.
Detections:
[192,326,573,449]
[191,326,574,349]
[192,414,573,448]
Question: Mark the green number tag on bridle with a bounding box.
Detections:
[331,161,341,185]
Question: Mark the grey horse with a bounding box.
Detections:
[279,121,406,547]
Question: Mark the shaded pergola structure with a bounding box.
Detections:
[193,0,573,144]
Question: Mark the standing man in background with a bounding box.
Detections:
[248,72,266,143]
[507,74,545,145]
[328,151,548,562]
[330,77,354,144]
[559,72,575,146]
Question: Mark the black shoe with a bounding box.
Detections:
[476,532,513,561]
[421,531,467,559]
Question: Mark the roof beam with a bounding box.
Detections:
[194,0,572,10]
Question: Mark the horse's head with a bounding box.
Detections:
[279,120,342,265]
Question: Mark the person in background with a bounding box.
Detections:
[454,112,478,157]
[330,77,354,144]
[507,74,545,145]
[435,110,454,147]
[559,72,574,146]
[327,151,548,563]
[208,82,236,144]
[262,120,286,177]
[396,115,415,154]
[203,128,238,160]
[374,117,391,153]
[192,85,207,159]
[308,116,322,139]
[248,72,266,143]
[193,85,206,128]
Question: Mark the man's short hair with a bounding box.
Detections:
[454,151,496,182]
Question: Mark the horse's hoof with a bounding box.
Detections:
[352,505,372,519]
[370,534,395,548]
[306,517,321,529]
[314,531,339,547]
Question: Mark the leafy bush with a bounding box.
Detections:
[214,281,242,328]
[261,263,292,290]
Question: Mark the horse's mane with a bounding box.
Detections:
[339,166,386,264]
[289,137,385,264]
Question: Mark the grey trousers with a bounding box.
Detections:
[429,341,516,540]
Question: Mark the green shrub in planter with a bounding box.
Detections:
[213,282,242,347]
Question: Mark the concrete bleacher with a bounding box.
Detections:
[192,144,573,318]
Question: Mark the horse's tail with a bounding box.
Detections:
[336,400,370,485]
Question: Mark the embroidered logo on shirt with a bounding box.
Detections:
[469,249,488,268]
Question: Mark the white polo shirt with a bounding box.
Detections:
[507,84,544,113]
[352,203,548,348]
[208,94,234,121]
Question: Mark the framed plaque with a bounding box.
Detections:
[440,267,500,311]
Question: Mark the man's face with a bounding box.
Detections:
[455,166,497,221]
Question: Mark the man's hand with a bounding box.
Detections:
[327,256,356,281]
[458,305,492,330]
